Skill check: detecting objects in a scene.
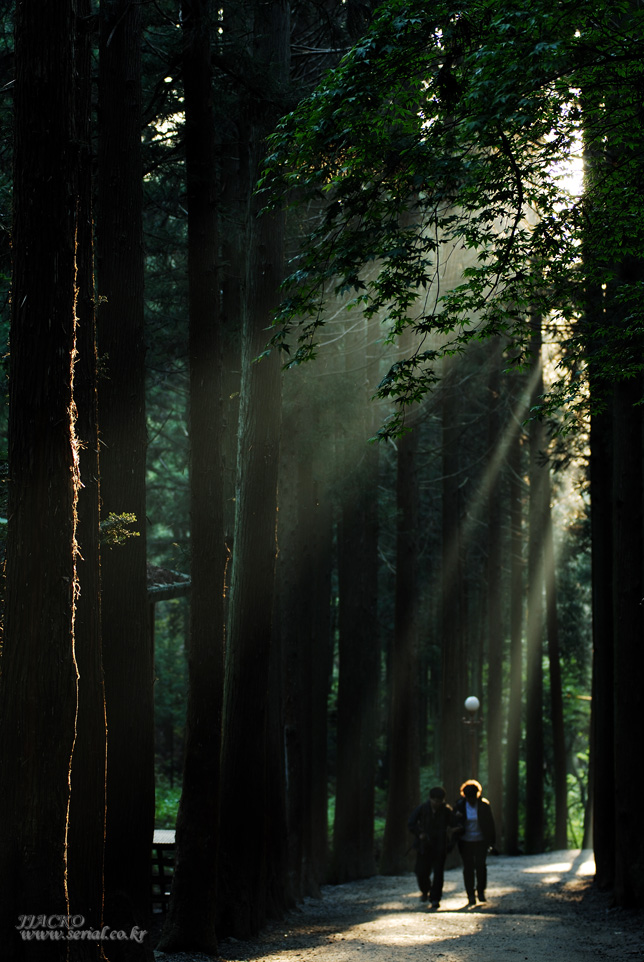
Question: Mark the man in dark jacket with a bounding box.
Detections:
[407,786,453,908]
[453,779,496,906]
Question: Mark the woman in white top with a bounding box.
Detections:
[453,779,496,906]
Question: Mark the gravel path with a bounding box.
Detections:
[155,849,644,962]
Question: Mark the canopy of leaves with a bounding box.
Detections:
[261,0,644,435]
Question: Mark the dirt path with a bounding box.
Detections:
[154,850,644,962]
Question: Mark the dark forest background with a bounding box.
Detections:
[0,1,642,960]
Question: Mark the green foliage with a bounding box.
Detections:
[374,785,387,850]
[99,511,141,547]
[261,0,644,435]
[140,0,191,573]
[155,771,182,829]
[154,597,188,785]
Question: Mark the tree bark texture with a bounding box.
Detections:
[308,471,334,884]
[612,370,644,906]
[524,319,546,854]
[331,317,380,883]
[217,0,290,936]
[281,366,334,889]
[277,384,333,897]
[67,3,107,954]
[277,408,313,901]
[485,351,504,829]
[440,360,468,801]
[159,0,225,952]
[544,476,568,850]
[217,213,285,934]
[97,2,153,954]
[380,421,421,874]
[0,3,96,957]
[504,383,526,855]
[589,394,614,888]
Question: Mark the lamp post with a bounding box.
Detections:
[463,696,481,778]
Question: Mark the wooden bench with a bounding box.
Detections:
[152,829,175,913]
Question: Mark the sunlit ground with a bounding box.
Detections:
[216,851,605,962]
[521,850,594,880]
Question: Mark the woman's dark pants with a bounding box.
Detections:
[458,840,488,900]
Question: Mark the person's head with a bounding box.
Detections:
[429,786,446,811]
[460,779,482,801]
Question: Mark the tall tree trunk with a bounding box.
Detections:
[362,324,381,866]
[524,318,545,854]
[589,389,614,886]
[612,368,644,906]
[67,2,107,952]
[309,468,334,884]
[380,414,421,873]
[277,377,333,896]
[544,480,567,850]
[581,86,615,891]
[277,403,311,901]
[217,0,290,936]
[486,351,504,829]
[217,210,285,934]
[97,2,153,953]
[0,3,93,957]
[440,359,467,801]
[287,366,335,889]
[158,0,224,952]
[220,93,247,558]
[331,316,380,882]
[504,403,524,855]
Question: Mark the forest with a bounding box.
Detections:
[0,0,642,960]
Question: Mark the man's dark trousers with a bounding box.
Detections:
[415,847,446,902]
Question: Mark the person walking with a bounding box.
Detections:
[407,786,453,909]
[453,779,496,906]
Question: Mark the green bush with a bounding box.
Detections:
[155,772,181,829]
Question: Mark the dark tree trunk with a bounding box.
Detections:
[612,370,644,906]
[217,210,285,934]
[217,0,290,936]
[579,83,615,889]
[277,406,312,901]
[334,503,378,880]
[502,369,530,855]
[524,318,545,854]
[0,3,97,957]
[380,417,421,874]
[158,0,224,952]
[309,470,334,883]
[440,360,467,801]
[361,329,381,866]
[277,379,332,896]
[486,352,504,829]
[589,392,614,887]
[97,2,153,953]
[286,368,334,889]
[293,457,317,894]
[504,407,524,855]
[544,478,567,850]
[265,604,292,922]
[220,101,246,558]
[331,317,379,883]
[67,3,107,952]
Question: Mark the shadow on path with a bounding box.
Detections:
[156,850,644,962]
